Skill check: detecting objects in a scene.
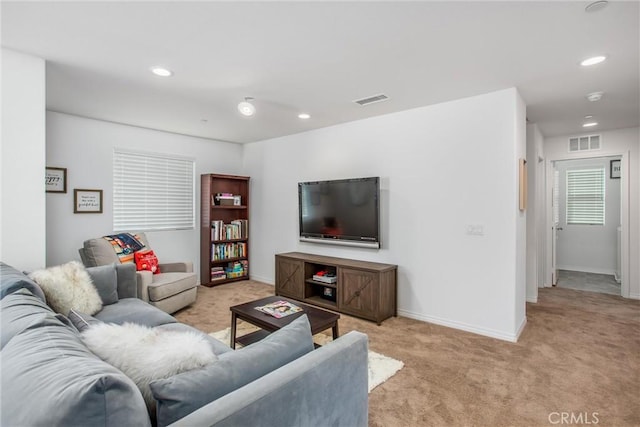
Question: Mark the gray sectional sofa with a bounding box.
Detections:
[0,261,369,427]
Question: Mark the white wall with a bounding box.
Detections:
[544,127,639,299]
[244,88,527,341]
[1,49,46,271]
[513,91,527,337]
[526,123,545,302]
[46,112,243,278]
[555,157,621,275]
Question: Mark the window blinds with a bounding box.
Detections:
[566,168,605,225]
[113,149,195,231]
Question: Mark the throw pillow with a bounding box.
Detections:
[85,263,119,305]
[29,261,102,316]
[81,322,217,413]
[150,314,314,427]
[135,250,161,274]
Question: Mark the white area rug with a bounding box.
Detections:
[210,327,403,393]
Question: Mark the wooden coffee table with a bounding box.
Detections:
[230,295,340,349]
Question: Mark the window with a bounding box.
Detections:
[566,168,605,225]
[113,149,195,231]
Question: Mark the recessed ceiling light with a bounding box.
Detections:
[150,67,173,77]
[580,56,607,67]
[586,91,604,102]
[583,122,598,127]
[238,97,256,116]
[584,115,593,119]
[585,1,608,12]
[298,113,311,119]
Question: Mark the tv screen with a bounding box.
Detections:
[298,177,380,249]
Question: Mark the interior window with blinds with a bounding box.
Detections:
[113,150,195,231]
[566,168,605,225]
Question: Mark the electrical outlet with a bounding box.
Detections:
[466,225,484,236]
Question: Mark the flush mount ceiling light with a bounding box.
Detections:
[586,91,604,102]
[584,115,593,119]
[580,55,607,66]
[150,67,173,77]
[237,97,256,116]
[298,113,311,119]
[583,122,599,127]
[585,0,609,12]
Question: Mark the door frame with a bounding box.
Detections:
[544,151,629,297]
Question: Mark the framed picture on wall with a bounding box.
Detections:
[74,189,103,213]
[610,159,621,179]
[45,167,67,193]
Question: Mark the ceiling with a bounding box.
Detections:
[2,1,638,144]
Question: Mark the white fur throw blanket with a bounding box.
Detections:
[81,323,217,411]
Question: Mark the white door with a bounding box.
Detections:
[551,164,560,286]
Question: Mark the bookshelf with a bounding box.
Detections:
[200,174,250,286]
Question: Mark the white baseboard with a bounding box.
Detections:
[397,309,522,343]
[249,274,274,285]
[557,265,615,276]
[526,294,538,303]
[629,293,640,300]
[515,316,527,341]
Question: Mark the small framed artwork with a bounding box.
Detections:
[45,167,67,193]
[610,159,621,179]
[74,189,103,214]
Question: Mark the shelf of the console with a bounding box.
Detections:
[303,295,338,310]
[305,279,337,289]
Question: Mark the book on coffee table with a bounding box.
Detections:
[255,300,303,318]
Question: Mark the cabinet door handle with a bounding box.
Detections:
[345,277,371,305]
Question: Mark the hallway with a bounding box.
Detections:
[557,269,621,296]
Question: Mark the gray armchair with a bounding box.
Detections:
[79,232,197,314]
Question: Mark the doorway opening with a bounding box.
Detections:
[550,155,623,296]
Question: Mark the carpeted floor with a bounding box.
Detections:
[174,280,640,427]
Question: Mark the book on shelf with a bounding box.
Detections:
[211,242,247,261]
[255,300,303,319]
[211,219,248,241]
[225,260,248,278]
[210,266,226,281]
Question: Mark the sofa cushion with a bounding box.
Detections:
[68,309,103,332]
[82,237,121,266]
[0,262,45,302]
[115,262,138,299]
[0,306,151,427]
[81,322,217,412]
[1,288,75,349]
[29,261,103,315]
[86,263,119,305]
[156,323,233,357]
[150,314,314,427]
[147,272,197,302]
[94,297,176,327]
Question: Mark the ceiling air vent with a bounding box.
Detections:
[568,134,601,152]
[353,94,389,106]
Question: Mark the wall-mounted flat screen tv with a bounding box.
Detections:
[298,177,380,249]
